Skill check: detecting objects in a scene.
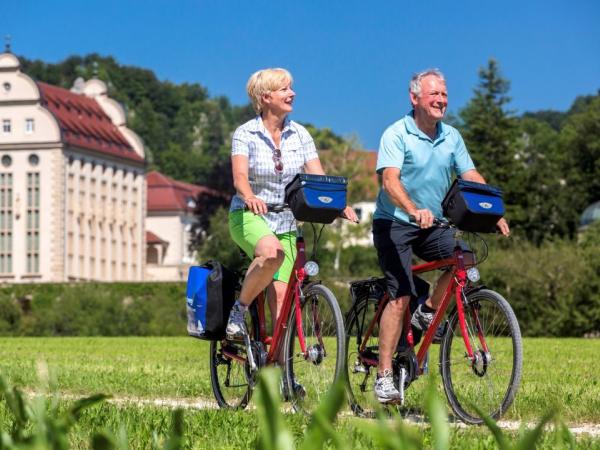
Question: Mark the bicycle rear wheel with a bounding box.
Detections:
[283,283,345,414]
[440,288,523,424]
[210,305,258,409]
[345,296,382,417]
[209,339,252,409]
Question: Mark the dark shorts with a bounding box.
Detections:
[372,219,470,299]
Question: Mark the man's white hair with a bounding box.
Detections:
[409,69,445,97]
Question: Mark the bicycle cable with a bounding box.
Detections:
[309,222,325,263]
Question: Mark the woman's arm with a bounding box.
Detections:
[304,158,326,175]
[232,154,267,215]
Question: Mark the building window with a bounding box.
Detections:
[25,118,35,134]
[1,155,11,168]
[2,119,10,134]
[28,154,39,166]
[0,173,13,273]
[26,172,40,273]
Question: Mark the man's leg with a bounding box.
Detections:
[378,296,410,374]
[372,219,416,403]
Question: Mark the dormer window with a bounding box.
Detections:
[2,119,10,134]
[25,118,35,134]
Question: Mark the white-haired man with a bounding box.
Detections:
[372,69,510,403]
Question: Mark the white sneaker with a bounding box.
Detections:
[411,303,435,331]
[225,303,247,340]
[374,369,402,404]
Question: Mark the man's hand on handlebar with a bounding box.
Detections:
[409,208,435,229]
[496,217,510,237]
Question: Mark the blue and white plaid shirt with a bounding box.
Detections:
[230,116,319,234]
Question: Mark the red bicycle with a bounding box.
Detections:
[345,219,523,424]
[210,205,345,413]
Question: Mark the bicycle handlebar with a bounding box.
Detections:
[408,215,450,228]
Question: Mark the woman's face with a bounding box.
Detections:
[263,81,295,115]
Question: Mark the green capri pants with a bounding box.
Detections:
[228,210,297,282]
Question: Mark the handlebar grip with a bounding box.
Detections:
[408,215,448,227]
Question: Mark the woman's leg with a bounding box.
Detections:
[238,235,284,306]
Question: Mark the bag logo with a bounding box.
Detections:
[479,202,493,209]
[318,196,333,204]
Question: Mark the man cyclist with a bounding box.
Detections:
[372,68,510,404]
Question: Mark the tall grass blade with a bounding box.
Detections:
[513,411,554,450]
[299,377,347,449]
[255,368,294,450]
[424,378,449,450]
[161,409,184,450]
[470,404,511,450]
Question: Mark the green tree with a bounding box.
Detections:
[459,59,523,225]
[459,59,520,182]
[511,117,579,242]
[559,95,600,209]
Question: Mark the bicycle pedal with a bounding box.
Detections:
[353,362,368,374]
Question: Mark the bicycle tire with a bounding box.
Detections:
[209,307,258,409]
[283,283,345,414]
[440,288,523,424]
[345,296,382,417]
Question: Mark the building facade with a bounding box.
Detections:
[145,171,220,281]
[0,50,146,282]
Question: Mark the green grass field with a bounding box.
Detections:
[0,337,599,448]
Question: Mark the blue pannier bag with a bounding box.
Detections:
[284,173,347,224]
[186,260,237,340]
[442,179,505,233]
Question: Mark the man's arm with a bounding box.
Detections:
[460,169,510,236]
[381,167,434,228]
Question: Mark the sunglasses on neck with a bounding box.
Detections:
[273,148,283,174]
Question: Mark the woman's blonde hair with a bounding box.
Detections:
[246,68,293,114]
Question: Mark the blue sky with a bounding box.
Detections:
[3,0,599,149]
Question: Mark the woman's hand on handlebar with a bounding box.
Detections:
[244,195,268,215]
[341,206,360,223]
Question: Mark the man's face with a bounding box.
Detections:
[410,75,448,122]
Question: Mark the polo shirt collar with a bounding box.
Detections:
[404,110,449,143]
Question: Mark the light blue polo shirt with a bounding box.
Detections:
[373,111,475,225]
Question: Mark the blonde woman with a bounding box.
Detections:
[225,69,357,390]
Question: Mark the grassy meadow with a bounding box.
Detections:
[0,337,599,448]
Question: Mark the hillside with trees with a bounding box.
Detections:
[11,54,600,336]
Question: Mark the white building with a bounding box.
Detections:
[0,49,146,282]
[145,171,221,281]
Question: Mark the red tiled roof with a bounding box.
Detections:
[37,82,144,163]
[146,230,167,245]
[147,171,224,213]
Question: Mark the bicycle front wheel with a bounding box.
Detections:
[283,283,345,414]
[440,288,523,424]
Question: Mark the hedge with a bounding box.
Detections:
[1,224,598,337]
